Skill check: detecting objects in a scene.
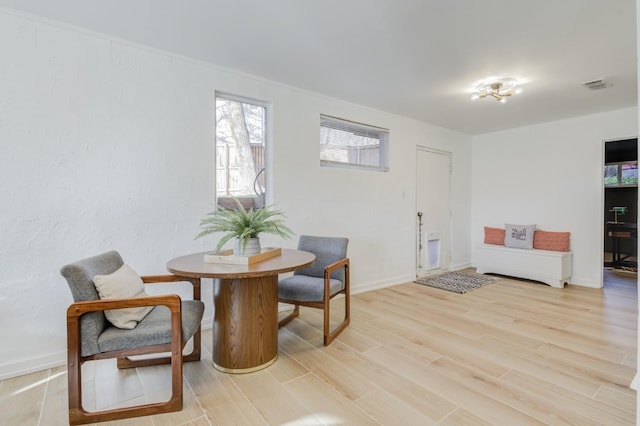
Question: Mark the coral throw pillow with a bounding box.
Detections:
[484,226,505,245]
[533,230,570,252]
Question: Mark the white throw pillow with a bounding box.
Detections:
[504,224,536,249]
[93,264,153,329]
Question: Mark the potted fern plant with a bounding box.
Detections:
[196,198,294,256]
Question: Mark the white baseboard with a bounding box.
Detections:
[452,262,473,271]
[350,264,474,294]
[0,352,66,381]
[568,276,597,288]
[352,273,415,294]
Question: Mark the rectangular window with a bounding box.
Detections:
[621,163,638,185]
[604,161,638,187]
[604,164,619,185]
[320,115,389,171]
[215,94,267,210]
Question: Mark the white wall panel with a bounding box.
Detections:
[471,108,637,287]
[0,11,473,378]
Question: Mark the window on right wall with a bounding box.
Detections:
[604,161,638,187]
[320,115,389,172]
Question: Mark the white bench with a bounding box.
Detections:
[474,244,572,288]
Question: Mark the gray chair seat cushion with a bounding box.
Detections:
[97,300,204,354]
[278,275,344,302]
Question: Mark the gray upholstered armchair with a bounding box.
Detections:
[278,235,350,345]
[60,250,204,425]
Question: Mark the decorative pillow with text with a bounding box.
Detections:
[504,224,536,249]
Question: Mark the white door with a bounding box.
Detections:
[416,147,452,278]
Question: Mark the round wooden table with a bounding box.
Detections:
[167,249,315,373]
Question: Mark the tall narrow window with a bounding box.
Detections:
[215,94,267,210]
[320,115,389,171]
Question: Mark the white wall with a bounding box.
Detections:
[0,11,473,379]
[471,107,638,287]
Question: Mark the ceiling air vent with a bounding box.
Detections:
[582,79,610,90]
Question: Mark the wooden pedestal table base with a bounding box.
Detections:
[167,249,315,373]
[213,275,279,373]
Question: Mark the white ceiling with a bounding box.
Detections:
[1,0,637,134]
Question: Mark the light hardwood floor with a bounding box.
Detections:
[1,272,637,425]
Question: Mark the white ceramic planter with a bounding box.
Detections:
[234,237,261,257]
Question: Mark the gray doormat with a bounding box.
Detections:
[414,271,499,294]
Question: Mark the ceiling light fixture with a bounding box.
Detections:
[469,77,523,103]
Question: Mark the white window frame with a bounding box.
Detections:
[215,92,271,206]
[320,115,390,172]
[604,160,638,187]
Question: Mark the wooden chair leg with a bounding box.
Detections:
[323,266,350,346]
[67,312,84,424]
[185,277,202,362]
[323,292,350,346]
[67,351,83,424]
[278,305,300,328]
[184,324,201,362]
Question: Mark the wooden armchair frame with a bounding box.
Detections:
[278,258,350,346]
[66,275,201,425]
